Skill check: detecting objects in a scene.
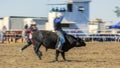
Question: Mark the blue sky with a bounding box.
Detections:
[90,0,120,23]
[0,0,120,23]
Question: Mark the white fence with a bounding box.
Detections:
[63,29,120,42]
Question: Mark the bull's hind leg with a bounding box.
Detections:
[34,41,42,60]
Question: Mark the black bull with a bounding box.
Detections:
[32,30,86,61]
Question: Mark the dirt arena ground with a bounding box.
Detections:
[0,42,120,68]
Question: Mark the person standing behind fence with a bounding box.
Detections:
[1,26,7,43]
[24,24,28,38]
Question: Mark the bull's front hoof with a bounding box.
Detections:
[39,57,42,60]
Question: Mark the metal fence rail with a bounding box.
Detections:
[0,33,23,43]
[64,29,120,42]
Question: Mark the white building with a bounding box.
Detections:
[89,19,113,34]
[46,0,91,37]
[0,16,47,31]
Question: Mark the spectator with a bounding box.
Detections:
[1,26,7,43]
[24,24,28,36]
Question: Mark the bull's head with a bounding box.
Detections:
[75,37,86,47]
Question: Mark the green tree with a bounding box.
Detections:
[114,6,120,17]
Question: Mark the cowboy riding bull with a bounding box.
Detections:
[32,30,86,61]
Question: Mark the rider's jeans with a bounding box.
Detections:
[55,30,65,49]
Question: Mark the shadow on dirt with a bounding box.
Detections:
[46,59,106,63]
